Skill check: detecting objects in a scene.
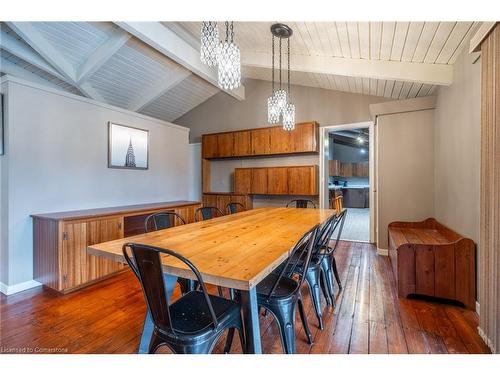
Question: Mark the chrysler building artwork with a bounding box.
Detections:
[108,123,149,169]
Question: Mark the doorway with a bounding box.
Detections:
[319,121,375,243]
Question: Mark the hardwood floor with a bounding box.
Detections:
[0,241,490,354]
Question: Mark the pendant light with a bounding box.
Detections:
[200,22,219,67]
[267,23,295,131]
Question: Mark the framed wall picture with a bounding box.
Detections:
[108,122,149,170]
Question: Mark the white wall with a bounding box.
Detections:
[188,143,202,201]
[434,49,481,243]
[0,77,191,288]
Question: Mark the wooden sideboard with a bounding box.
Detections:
[32,201,201,293]
[202,121,319,159]
[234,165,318,196]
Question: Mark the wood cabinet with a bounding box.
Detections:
[340,162,354,177]
[234,165,318,196]
[354,161,369,177]
[251,168,268,194]
[251,128,271,156]
[202,193,253,213]
[267,167,288,194]
[32,201,201,293]
[202,134,218,158]
[217,132,234,158]
[288,166,318,195]
[234,168,252,194]
[201,122,319,159]
[233,131,252,156]
[329,160,340,176]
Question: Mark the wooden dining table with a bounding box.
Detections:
[87,206,335,354]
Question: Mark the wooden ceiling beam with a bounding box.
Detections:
[243,52,454,86]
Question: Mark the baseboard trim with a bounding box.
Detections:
[478,326,496,353]
[0,279,42,296]
[377,248,389,256]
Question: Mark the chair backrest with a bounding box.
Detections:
[333,196,343,214]
[266,224,320,298]
[327,209,347,254]
[315,213,338,258]
[195,206,224,221]
[144,211,186,233]
[122,243,219,335]
[226,202,246,214]
[286,199,316,209]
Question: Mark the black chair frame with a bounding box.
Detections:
[225,202,246,215]
[195,206,225,222]
[286,199,317,209]
[123,243,245,354]
[144,211,196,295]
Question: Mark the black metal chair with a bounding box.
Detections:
[123,243,245,354]
[286,199,316,208]
[225,202,246,214]
[144,211,195,295]
[226,225,320,354]
[195,206,224,222]
[276,214,337,330]
[319,209,347,304]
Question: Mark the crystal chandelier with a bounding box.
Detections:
[217,22,241,90]
[267,23,295,131]
[200,22,219,66]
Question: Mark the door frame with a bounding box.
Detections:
[318,121,376,244]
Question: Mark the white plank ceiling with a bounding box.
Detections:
[180,21,479,99]
[1,21,480,123]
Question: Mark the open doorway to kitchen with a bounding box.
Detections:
[319,121,375,243]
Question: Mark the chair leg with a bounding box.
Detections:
[297,296,313,344]
[177,278,197,295]
[319,268,332,306]
[305,267,324,330]
[321,257,336,307]
[268,304,297,354]
[332,257,342,290]
[224,328,236,354]
[148,331,163,354]
[217,286,224,297]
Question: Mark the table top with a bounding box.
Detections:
[87,207,335,290]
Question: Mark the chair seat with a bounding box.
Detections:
[167,291,240,335]
[256,273,299,299]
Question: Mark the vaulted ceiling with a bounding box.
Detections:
[0,21,481,122]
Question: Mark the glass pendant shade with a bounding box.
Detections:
[267,94,280,124]
[217,41,241,90]
[200,22,219,67]
[274,89,287,114]
[282,102,296,131]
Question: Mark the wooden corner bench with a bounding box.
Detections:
[388,218,476,310]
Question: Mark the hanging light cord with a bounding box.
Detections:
[287,37,291,101]
[272,35,275,93]
[230,21,234,44]
[225,21,229,42]
[279,37,282,90]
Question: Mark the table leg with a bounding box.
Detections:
[240,287,262,354]
[138,274,178,354]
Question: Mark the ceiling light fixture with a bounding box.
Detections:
[200,21,241,91]
[267,23,295,131]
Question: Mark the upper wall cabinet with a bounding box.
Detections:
[201,121,319,159]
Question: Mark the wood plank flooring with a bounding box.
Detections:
[0,242,490,354]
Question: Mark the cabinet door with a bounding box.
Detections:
[269,127,291,154]
[267,167,288,194]
[61,222,88,290]
[291,122,318,153]
[216,195,232,213]
[288,166,318,195]
[175,204,201,224]
[217,133,234,158]
[233,131,252,157]
[329,160,340,176]
[86,217,124,283]
[202,194,218,208]
[251,128,270,155]
[340,162,353,177]
[251,168,268,194]
[202,134,218,159]
[234,168,252,194]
